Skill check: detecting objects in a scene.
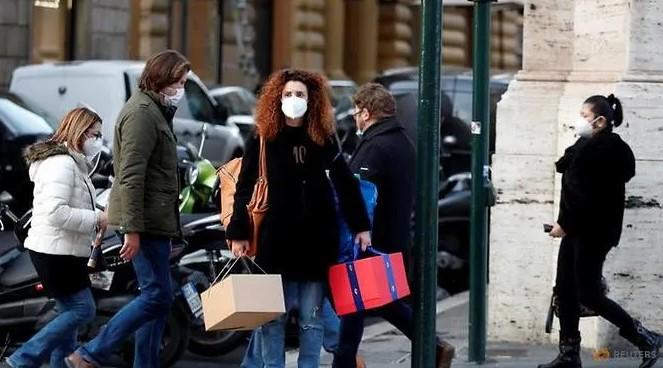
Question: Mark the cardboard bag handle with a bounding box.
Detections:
[210,256,268,286]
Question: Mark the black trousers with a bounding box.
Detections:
[332,300,413,368]
[556,236,635,339]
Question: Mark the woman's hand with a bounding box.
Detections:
[549,223,567,238]
[355,231,372,252]
[230,240,250,257]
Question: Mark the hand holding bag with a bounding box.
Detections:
[329,246,410,316]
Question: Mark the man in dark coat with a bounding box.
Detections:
[332,83,455,368]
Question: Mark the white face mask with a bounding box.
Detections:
[163,87,185,106]
[83,137,103,159]
[573,116,599,138]
[281,96,308,119]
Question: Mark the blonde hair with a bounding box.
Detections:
[50,108,102,151]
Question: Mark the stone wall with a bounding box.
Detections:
[0,0,30,88]
[490,0,663,350]
[75,0,130,60]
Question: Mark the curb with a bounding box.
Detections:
[285,291,470,365]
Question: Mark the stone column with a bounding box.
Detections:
[0,0,31,87]
[187,0,217,82]
[377,0,413,71]
[324,0,346,79]
[137,0,169,60]
[344,0,378,84]
[491,0,663,351]
[272,0,325,73]
[488,0,575,344]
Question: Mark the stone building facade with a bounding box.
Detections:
[490,0,663,351]
[0,0,523,90]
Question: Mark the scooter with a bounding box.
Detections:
[177,213,250,356]
[0,202,197,367]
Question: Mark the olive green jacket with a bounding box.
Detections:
[107,90,180,237]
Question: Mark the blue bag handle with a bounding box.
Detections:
[352,244,386,261]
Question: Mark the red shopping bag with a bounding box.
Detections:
[328,248,410,316]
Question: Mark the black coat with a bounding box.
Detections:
[349,117,415,254]
[556,130,635,248]
[226,126,370,281]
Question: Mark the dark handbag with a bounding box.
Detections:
[13,209,32,251]
[544,277,610,333]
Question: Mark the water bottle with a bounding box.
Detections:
[87,246,103,269]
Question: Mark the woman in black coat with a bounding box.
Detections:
[540,95,662,368]
[225,69,371,368]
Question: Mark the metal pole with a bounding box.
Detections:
[469,0,493,363]
[413,1,442,368]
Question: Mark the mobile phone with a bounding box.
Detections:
[543,224,553,233]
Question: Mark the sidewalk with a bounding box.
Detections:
[287,292,645,367]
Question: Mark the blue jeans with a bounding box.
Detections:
[241,298,339,367]
[242,281,325,368]
[332,300,414,368]
[8,288,95,368]
[76,236,172,368]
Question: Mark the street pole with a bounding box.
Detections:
[468,0,493,363]
[413,1,442,368]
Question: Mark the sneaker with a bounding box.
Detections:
[64,352,95,368]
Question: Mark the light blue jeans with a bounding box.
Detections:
[76,236,173,368]
[241,281,326,368]
[8,288,95,368]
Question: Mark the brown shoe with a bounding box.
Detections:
[64,352,95,368]
[356,354,367,368]
[436,339,456,368]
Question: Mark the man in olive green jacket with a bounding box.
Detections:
[66,50,191,368]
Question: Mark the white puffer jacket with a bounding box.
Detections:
[23,141,98,258]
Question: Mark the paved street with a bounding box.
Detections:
[298,292,646,368]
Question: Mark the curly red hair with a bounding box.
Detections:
[255,69,335,146]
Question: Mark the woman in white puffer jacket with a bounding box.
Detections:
[4,108,107,368]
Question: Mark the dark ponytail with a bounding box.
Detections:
[584,94,624,128]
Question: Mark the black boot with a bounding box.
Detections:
[620,320,663,368]
[537,335,582,368]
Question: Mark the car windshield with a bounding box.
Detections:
[126,69,141,97]
[0,98,54,137]
[330,84,357,109]
[15,94,60,129]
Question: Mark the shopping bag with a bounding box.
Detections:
[329,247,410,316]
[200,257,285,331]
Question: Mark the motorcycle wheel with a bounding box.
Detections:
[121,305,191,367]
[437,227,470,294]
[188,320,248,356]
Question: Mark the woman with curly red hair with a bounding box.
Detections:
[226,69,371,367]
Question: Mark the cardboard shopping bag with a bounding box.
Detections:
[329,248,410,316]
[200,257,285,331]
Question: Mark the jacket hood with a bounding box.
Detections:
[24,140,69,164]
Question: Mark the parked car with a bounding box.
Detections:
[0,93,54,216]
[371,67,512,178]
[370,67,511,294]
[208,86,256,142]
[10,61,244,167]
